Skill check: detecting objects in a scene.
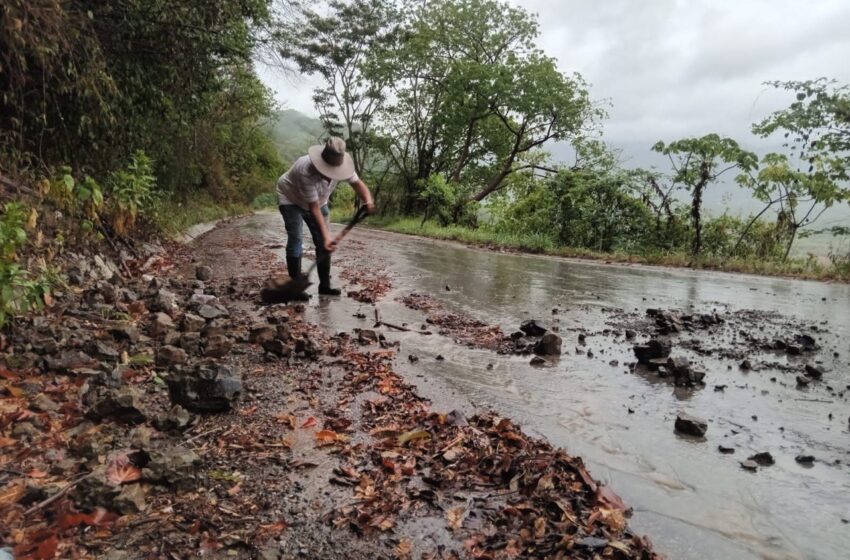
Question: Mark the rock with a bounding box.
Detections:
[666,356,705,387]
[154,405,193,432]
[82,384,147,423]
[181,313,205,332]
[653,310,685,334]
[804,364,824,379]
[740,460,759,471]
[718,445,735,454]
[195,265,213,281]
[143,446,200,486]
[30,393,60,413]
[263,339,292,358]
[748,452,774,466]
[357,329,379,345]
[509,331,525,340]
[179,333,202,354]
[633,339,671,364]
[203,334,231,358]
[90,341,120,361]
[151,289,178,314]
[149,312,175,337]
[113,483,147,514]
[625,329,637,339]
[533,332,562,356]
[44,350,98,373]
[796,375,811,387]
[529,356,546,366]
[575,537,609,550]
[166,364,242,412]
[408,354,419,363]
[12,421,41,439]
[249,325,276,345]
[197,303,228,320]
[31,338,59,355]
[156,345,188,367]
[794,333,817,351]
[446,410,468,427]
[294,336,320,358]
[674,412,707,437]
[739,359,752,371]
[73,466,120,510]
[93,254,120,281]
[109,323,140,343]
[795,455,815,465]
[189,293,218,306]
[519,320,547,337]
[163,331,181,346]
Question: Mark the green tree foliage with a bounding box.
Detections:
[0,0,283,200]
[281,0,400,174]
[652,135,757,257]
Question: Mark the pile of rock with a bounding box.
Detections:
[507,320,563,361]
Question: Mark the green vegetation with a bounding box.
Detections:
[0,0,289,326]
[279,0,849,279]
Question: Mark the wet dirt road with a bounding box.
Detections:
[247,211,850,560]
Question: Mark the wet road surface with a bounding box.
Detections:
[246,211,850,560]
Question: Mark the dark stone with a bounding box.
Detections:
[739,359,752,371]
[82,385,147,423]
[156,345,187,367]
[149,312,175,338]
[445,410,468,427]
[249,325,276,345]
[197,303,228,320]
[179,333,202,354]
[575,537,609,550]
[533,332,562,356]
[109,323,140,343]
[795,455,815,465]
[718,445,735,454]
[794,334,817,351]
[357,329,379,345]
[740,460,759,471]
[748,452,774,466]
[89,341,120,361]
[195,265,213,282]
[166,364,242,413]
[519,320,547,337]
[529,356,546,366]
[181,313,205,333]
[633,339,671,364]
[666,356,705,387]
[143,446,200,486]
[202,334,231,358]
[154,405,193,432]
[674,412,707,437]
[262,339,291,358]
[804,364,824,379]
[408,354,419,363]
[796,375,811,387]
[150,289,178,314]
[509,331,525,340]
[44,350,98,374]
[625,329,637,339]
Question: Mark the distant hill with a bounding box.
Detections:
[264,109,325,165]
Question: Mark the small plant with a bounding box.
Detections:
[0,202,53,328]
[105,150,157,236]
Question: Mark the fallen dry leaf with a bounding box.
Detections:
[397,429,430,446]
[301,416,318,428]
[446,507,466,531]
[394,538,413,559]
[106,454,142,485]
[0,481,26,507]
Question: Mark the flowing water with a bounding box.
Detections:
[247,212,850,560]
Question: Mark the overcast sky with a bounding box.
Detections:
[258,0,850,220]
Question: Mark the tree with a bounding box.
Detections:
[281,0,400,174]
[653,134,757,257]
[736,152,846,260]
[754,79,850,181]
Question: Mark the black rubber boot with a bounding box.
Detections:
[285,256,311,301]
[317,255,341,296]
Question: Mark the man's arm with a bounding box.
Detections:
[351,179,375,212]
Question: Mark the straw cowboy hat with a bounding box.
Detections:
[308,137,356,181]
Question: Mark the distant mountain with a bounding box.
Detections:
[264,109,325,165]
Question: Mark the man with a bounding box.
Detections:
[276,137,375,299]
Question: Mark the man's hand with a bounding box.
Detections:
[324,239,337,253]
[365,201,377,214]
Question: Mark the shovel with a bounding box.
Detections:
[260,206,370,304]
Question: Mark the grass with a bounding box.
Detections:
[153,194,253,236]
[357,215,850,282]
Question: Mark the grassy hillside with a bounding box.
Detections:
[265,108,324,165]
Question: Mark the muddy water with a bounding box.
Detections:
[247,212,850,560]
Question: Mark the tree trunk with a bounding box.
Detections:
[690,164,711,257]
[449,120,477,183]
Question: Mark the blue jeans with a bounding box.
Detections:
[279,204,329,258]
